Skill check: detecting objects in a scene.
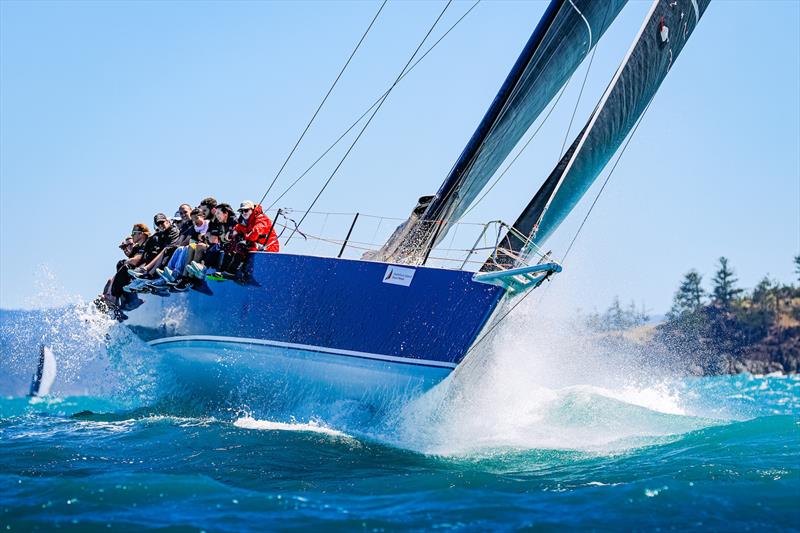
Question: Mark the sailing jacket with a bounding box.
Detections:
[176,219,194,246]
[209,216,238,243]
[234,205,279,252]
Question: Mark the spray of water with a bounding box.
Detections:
[0,265,160,407]
[386,297,717,455]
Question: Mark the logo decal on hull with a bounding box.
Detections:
[383,266,415,287]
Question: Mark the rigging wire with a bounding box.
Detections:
[266,0,481,211]
[284,0,454,244]
[454,0,612,226]
[458,80,570,220]
[560,100,653,263]
[461,98,656,360]
[257,0,388,206]
[557,22,603,159]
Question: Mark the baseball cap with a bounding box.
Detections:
[238,200,255,212]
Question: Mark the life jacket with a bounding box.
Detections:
[235,205,279,252]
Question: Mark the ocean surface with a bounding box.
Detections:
[1,304,798,531]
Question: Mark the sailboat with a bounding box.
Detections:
[121,0,711,402]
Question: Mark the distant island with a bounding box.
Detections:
[583,256,800,375]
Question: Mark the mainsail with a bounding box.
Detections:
[486,0,711,270]
[373,0,628,264]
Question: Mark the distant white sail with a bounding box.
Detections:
[29,345,57,397]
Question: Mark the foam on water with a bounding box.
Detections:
[233,416,352,439]
[387,299,720,455]
[0,268,162,407]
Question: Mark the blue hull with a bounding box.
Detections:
[124,253,505,397]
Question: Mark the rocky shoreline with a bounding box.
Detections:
[586,257,800,376]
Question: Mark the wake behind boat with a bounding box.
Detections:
[108,0,711,403]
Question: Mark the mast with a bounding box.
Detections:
[373,0,628,264]
[485,0,712,270]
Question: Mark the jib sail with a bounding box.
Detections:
[486,0,711,270]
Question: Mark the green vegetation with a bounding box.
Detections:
[589,256,800,374]
[795,254,800,282]
[585,297,649,333]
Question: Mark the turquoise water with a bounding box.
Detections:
[1,307,799,531]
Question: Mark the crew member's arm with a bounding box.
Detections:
[234,223,261,244]
[125,253,144,268]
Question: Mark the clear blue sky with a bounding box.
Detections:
[1,0,798,314]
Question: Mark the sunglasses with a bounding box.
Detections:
[239,208,252,213]
[156,220,168,226]
[131,230,143,235]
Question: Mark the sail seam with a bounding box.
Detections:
[561,99,654,263]
[566,0,592,49]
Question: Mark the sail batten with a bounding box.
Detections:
[374,0,628,264]
[486,0,711,270]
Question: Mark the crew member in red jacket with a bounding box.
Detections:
[234,200,279,252]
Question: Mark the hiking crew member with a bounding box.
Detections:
[174,203,194,246]
[108,223,152,308]
[100,196,282,307]
[130,213,181,277]
[211,203,237,239]
[199,197,218,221]
[103,224,149,303]
[234,201,279,252]
[182,208,211,273]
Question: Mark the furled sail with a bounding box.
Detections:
[485,0,711,270]
[373,0,628,264]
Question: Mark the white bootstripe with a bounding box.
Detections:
[147,335,457,369]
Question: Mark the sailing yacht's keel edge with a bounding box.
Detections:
[124,252,505,398]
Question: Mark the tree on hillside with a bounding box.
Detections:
[670,269,705,317]
[711,257,742,309]
[585,297,649,332]
[795,254,800,283]
[629,300,650,325]
[752,276,777,310]
[741,276,779,344]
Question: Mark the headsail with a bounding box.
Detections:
[373,0,628,264]
[486,0,711,270]
[29,345,57,397]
